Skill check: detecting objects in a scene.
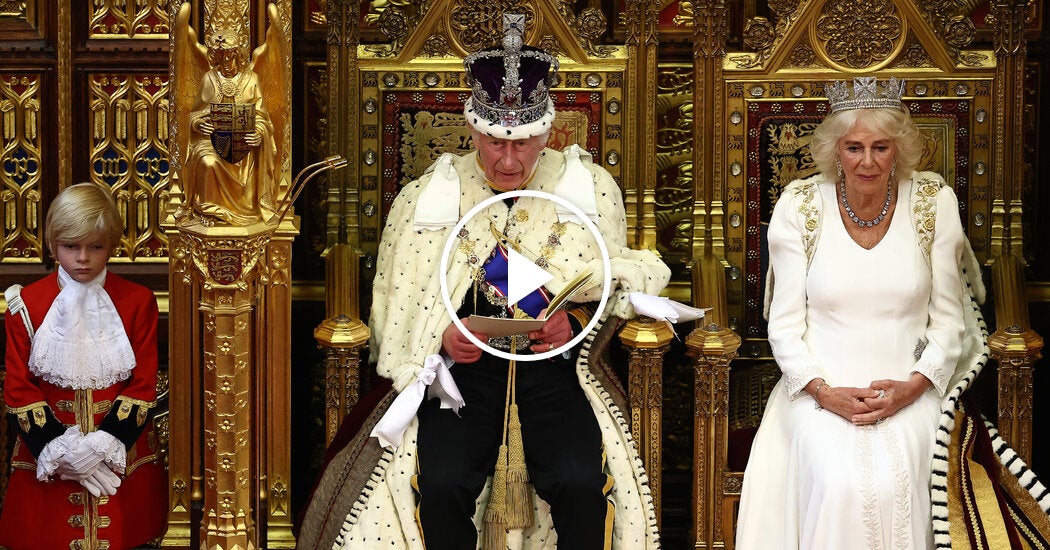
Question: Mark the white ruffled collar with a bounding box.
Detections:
[28,267,136,389]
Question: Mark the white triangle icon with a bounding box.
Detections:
[506,246,554,308]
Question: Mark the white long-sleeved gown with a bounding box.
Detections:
[736,176,966,550]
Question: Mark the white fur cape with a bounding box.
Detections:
[330,147,670,549]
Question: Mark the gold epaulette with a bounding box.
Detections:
[114,396,157,427]
[6,401,50,432]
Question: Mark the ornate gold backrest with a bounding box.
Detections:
[369,74,609,219]
[729,80,989,343]
[325,1,636,320]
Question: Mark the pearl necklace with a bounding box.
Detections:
[840,179,892,228]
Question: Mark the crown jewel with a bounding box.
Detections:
[826,77,905,113]
[463,13,559,131]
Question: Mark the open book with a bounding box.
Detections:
[468,267,594,337]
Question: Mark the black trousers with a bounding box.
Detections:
[416,356,611,549]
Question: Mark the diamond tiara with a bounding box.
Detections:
[826,76,906,113]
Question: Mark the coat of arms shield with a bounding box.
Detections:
[210,102,255,164]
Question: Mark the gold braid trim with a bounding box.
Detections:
[793,180,821,263]
[912,174,943,263]
[569,304,597,328]
[54,400,112,414]
[114,396,156,427]
[7,401,50,431]
[6,400,50,414]
[126,446,161,476]
[600,448,614,550]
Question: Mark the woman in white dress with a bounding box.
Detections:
[736,77,968,549]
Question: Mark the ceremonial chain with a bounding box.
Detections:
[839,178,892,228]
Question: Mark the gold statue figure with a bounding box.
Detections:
[173,1,287,225]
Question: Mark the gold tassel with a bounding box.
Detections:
[505,402,534,529]
[483,443,509,550]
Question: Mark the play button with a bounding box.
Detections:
[506,246,554,307]
[440,189,612,361]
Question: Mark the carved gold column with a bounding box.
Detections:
[163,2,199,545]
[315,309,370,445]
[686,323,740,550]
[325,0,364,318]
[623,0,660,250]
[167,219,298,550]
[256,226,297,547]
[690,0,729,276]
[319,0,370,433]
[162,228,201,548]
[199,250,255,550]
[165,1,294,547]
[57,1,72,187]
[180,222,269,549]
[618,317,674,528]
[988,0,1030,258]
[988,254,1044,464]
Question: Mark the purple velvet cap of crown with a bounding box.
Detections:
[464,44,558,140]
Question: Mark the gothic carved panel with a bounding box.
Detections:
[89,0,170,39]
[813,0,906,71]
[303,0,327,35]
[88,73,171,260]
[295,61,330,275]
[0,73,44,260]
[0,0,27,16]
[0,0,47,41]
[654,66,694,266]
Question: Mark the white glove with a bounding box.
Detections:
[36,426,82,481]
[61,464,121,497]
[83,429,128,475]
[70,470,103,498]
[55,439,105,478]
[87,465,121,496]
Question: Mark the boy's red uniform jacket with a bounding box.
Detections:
[1,271,167,550]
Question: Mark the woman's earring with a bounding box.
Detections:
[835,158,843,179]
[890,159,897,181]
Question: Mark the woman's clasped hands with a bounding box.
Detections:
[809,372,933,426]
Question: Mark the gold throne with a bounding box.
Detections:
[313,0,677,538]
[681,1,1044,548]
